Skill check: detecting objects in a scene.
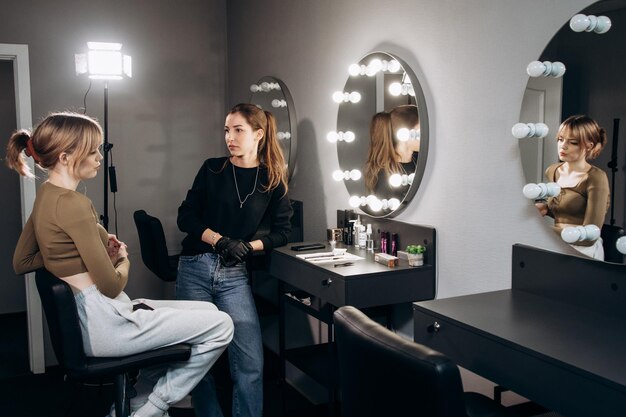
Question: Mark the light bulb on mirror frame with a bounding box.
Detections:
[332,169,362,181]
[388,81,414,97]
[348,195,401,212]
[368,58,383,74]
[396,128,420,141]
[332,170,345,181]
[396,128,410,141]
[368,197,383,212]
[250,81,280,93]
[522,182,561,200]
[526,61,566,78]
[348,195,366,208]
[561,224,601,243]
[512,122,549,139]
[327,130,355,143]
[569,14,612,34]
[332,91,362,103]
[277,131,291,140]
[348,63,363,76]
[349,59,401,77]
[389,173,413,188]
[389,82,402,96]
[271,99,287,108]
[616,236,626,255]
[386,60,401,73]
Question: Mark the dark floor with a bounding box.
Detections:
[0,312,322,417]
[0,312,557,417]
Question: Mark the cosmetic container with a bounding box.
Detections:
[380,231,388,254]
[391,233,398,256]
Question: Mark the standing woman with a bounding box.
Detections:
[177,103,293,417]
[536,114,610,260]
[7,112,233,417]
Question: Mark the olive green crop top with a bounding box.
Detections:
[545,163,610,245]
[13,182,129,298]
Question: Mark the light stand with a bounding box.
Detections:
[102,81,111,229]
[75,42,131,231]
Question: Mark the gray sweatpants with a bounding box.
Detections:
[75,285,233,412]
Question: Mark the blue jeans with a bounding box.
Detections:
[177,253,263,417]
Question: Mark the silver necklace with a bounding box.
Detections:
[232,162,260,208]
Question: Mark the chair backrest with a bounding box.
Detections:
[334,306,468,417]
[133,209,177,281]
[35,269,88,373]
[601,224,625,264]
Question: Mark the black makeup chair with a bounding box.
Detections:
[334,306,521,417]
[133,209,179,282]
[35,268,191,417]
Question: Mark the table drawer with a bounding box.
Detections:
[271,254,345,306]
[413,306,626,417]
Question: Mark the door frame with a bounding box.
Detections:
[0,43,42,373]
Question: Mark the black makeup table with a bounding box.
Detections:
[413,244,626,417]
[270,214,436,415]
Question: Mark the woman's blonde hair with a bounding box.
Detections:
[227,103,288,194]
[5,112,102,178]
[557,114,607,160]
[364,105,419,193]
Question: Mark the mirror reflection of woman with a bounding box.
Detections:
[364,104,420,200]
[536,115,610,260]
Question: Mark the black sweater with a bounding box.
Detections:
[178,157,293,256]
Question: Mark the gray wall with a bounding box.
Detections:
[227,0,595,299]
[0,0,228,300]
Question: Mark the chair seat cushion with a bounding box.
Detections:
[67,344,191,380]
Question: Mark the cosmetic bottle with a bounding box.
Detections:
[358,223,367,249]
[380,231,388,254]
[347,221,355,245]
[365,224,374,251]
[391,233,398,256]
[354,216,362,248]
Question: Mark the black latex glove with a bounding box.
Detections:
[215,237,253,266]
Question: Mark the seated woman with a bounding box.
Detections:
[535,114,610,260]
[364,104,420,201]
[7,112,234,417]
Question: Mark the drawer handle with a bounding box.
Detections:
[427,321,440,333]
[322,278,333,286]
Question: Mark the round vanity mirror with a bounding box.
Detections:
[332,51,429,218]
[517,0,626,263]
[249,76,297,180]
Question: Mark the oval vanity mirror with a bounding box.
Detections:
[332,51,429,218]
[517,0,626,263]
[249,76,297,181]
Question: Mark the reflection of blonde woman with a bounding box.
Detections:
[536,115,610,260]
[364,105,420,197]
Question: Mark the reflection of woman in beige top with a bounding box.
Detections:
[536,115,610,260]
[6,112,233,417]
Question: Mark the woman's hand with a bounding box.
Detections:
[215,237,252,266]
[534,201,548,217]
[107,235,128,263]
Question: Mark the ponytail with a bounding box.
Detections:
[260,110,288,194]
[5,112,103,179]
[5,129,35,178]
